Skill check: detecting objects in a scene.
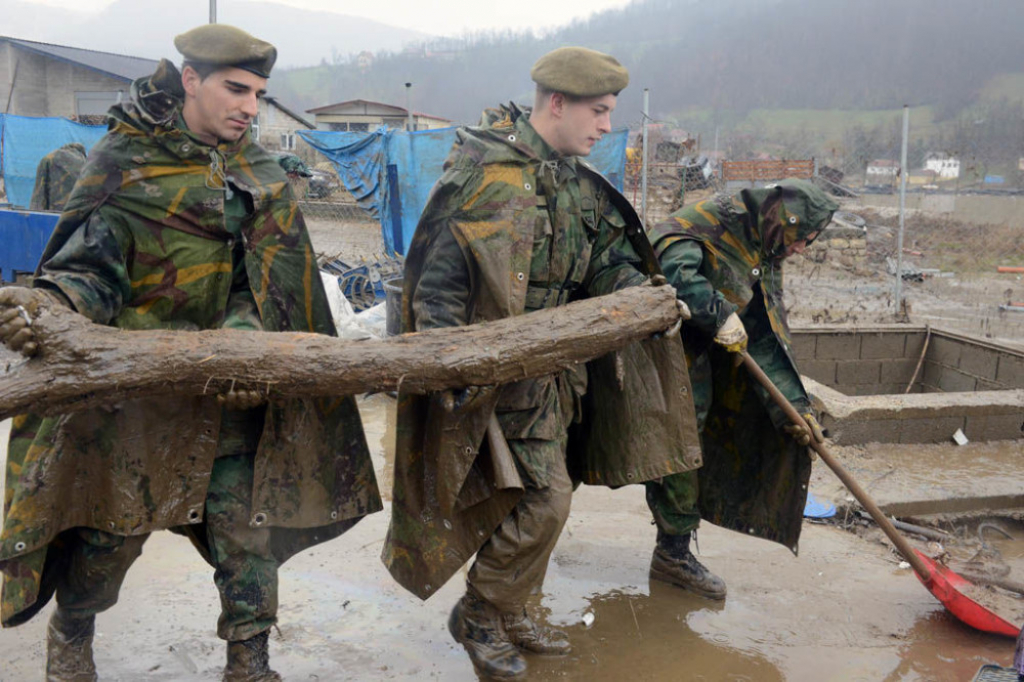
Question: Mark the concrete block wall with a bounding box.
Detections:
[803,233,868,269]
[790,327,928,396]
[792,325,1024,443]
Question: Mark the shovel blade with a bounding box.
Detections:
[914,551,1021,637]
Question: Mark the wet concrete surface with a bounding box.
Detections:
[812,441,1024,517]
[1,398,1021,681]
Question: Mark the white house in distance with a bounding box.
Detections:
[924,152,961,179]
[307,99,451,132]
[865,159,899,186]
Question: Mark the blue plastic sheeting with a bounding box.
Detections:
[803,492,836,519]
[300,126,629,256]
[0,208,61,282]
[0,114,107,209]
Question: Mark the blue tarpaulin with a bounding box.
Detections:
[0,114,107,209]
[0,208,60,282]
[300,126,629,256]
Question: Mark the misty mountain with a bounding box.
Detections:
[0,0,429,67]
[273,0,1024,127]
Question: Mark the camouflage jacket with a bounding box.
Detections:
[29,142,87,211]
[647,179,838,550]
[382,104,700,600]
[1,60,382,626]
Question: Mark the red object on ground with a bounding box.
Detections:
[914,551,1021,637]
[997,266,1024,273]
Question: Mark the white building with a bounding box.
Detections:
[924,152,960,179]
[865,159,899,184]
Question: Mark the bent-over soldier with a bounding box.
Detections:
[0,25,381,682]
[644,179,838,598]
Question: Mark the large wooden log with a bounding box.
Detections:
[0,284,684,420]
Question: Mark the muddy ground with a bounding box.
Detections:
[1,398,1020,681]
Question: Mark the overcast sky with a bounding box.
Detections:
[27,0,634,36]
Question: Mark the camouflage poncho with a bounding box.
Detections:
[1,60,382,626]
[382,104,700,600]
[647,180,838,550]
[29,142,87,211]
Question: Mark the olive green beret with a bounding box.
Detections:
[530,47,629,98]
[174,24,277,79]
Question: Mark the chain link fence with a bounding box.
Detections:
[626,107,1024,351]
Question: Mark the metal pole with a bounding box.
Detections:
[895,104,910,316]
[405,83,413,132]
[641,88,649,225]
[209,0,216,23]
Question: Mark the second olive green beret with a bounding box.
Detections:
[174,24,277,79]
[530,46,629,98]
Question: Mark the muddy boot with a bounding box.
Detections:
[46,608,98,682]
[503,609,572,656]
[650,531,727,600]
[448,591,527,679]
[223,631,281,682]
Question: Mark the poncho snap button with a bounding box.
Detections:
[751,268,760,277]
[181,144,191,153]
[524,183,532,191]
[443,519,453,531]
[516,272,525,281]
[508,135,516,142]
[188,508,201,523]
[252,512,268,526]
[330,510,338,520]
[14,541,26,552]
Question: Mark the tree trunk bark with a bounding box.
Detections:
[0,285,683,420]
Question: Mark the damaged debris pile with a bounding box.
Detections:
[318,253,404,338]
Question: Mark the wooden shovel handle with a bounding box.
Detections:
[739,350,933,582]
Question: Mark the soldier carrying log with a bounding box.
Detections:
[0,24,381,682]
[381,47,701,680]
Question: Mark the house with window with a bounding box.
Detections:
[924,152,961,179]
[1,36,315,156]
[307,99,452,132]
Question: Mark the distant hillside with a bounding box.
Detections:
[277,0,1024,127]
[0,0,429,67]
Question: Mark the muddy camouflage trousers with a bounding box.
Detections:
[467,437,572,612]
[53,453,277,641]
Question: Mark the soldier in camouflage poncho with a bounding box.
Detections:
[644,179,838,599]
[382,47,700,680]
[0,25,381,682]
[29,142,88,212]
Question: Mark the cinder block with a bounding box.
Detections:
[958,345,1000,381]
[861,333,907,359]
[832,418,901,444]
[921,361,943,391]
[798,359,837,386]
[816,333,862,360]
[904,332,928,361]
[976,378,1006,391]
[790,334,817,362]
[938,369,978,393]
[996,355,1024,388]
[899,416,966,444]
[836,360,881,386]
[876,383,908,395]
[928,336,962,368]
[964,414,1024,441]
[879,359,917,385]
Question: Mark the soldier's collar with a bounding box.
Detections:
[514,116,577,179]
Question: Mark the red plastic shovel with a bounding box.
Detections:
[740,350,1022,637]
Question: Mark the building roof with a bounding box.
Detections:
[3,36,308,126]
[264,96,315,129]
[1,36,159,82]
[306,98,450,122]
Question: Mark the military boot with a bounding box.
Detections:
[502,609,572,655]
[649,531,727,600]
[46,608,98,682]
[223,631,282,682]
[448,591,527,679]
